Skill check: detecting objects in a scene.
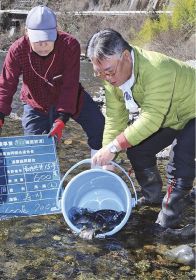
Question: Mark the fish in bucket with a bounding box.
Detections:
[56,159,137,239]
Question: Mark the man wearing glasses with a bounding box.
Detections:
[86,28,195,230]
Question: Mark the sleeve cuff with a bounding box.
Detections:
[57,112,71,124]
[116,132,132,150]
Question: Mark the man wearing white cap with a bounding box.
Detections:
[0,5,104,156]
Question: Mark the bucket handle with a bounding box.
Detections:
[56,159,137,209]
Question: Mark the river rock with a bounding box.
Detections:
[165,245,195,266]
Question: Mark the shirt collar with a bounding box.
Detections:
[119,50,135,91]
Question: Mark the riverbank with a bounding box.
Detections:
[0,113,195,280]
[0,13,144,54]
[0,4,195,61]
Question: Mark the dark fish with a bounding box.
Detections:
[68,207,125,239]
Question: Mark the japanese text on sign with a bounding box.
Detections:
[0,135,61,220]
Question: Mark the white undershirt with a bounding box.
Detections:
[119,50,139,113]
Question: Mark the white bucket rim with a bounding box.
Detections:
[61,168,134,238]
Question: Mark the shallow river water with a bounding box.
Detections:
[0,53,195,280]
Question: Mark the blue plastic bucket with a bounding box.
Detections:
[57,159,137,238]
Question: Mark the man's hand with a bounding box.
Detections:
[92,146,116,167]
[48,119,65,141]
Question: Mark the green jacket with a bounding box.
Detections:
[103,46,195,146]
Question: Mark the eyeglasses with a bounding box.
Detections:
[93,55,122,79]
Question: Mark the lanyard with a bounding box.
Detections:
[28,53,55,87]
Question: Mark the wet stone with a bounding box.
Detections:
[165,244,195,266]
[52,235,62,241]
[134,259,151,272]
[151,269,165,279]
[31,227,44,234]
[179,265,192,271]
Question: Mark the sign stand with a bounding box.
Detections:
[0,135,61,220]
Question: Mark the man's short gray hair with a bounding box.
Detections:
[86,29,132,61]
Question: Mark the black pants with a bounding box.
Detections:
[127,118,195,179]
